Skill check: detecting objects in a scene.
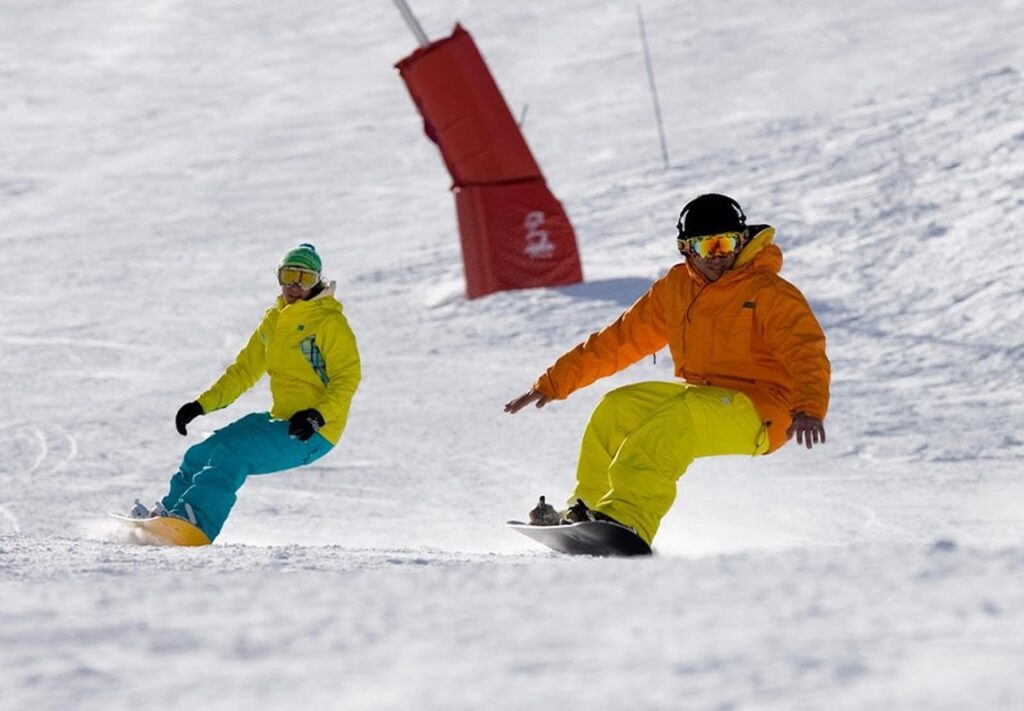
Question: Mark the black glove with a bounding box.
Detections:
[288,409,325,442]
[175,401,204,436]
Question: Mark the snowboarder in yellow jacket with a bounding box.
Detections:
[132,244,361,541]
[506,194,830,546]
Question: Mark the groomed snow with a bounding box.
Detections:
[2,1,1023,708]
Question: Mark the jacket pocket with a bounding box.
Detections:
[712,305,755,361]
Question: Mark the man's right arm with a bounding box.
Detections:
[531,279,670,402]
[196,316,270,414]
[761,282,831,422]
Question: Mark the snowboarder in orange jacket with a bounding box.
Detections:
[506,194,830,545]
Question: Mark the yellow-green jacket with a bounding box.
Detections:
[196,282,360,445]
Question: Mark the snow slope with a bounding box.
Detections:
[2,0,1023,709]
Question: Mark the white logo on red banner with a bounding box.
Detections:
[524,211,555,259]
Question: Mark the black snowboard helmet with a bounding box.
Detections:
[676,193,747,239]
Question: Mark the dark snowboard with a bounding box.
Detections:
[507,519,652,557]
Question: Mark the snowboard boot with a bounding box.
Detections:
[167,502,198,527]
[561,498,629,528]
[528,496,561,526]
[129,499,191,522]
[560,498,595,524]
[130,499,168,519]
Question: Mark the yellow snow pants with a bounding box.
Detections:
[570,381,769,545]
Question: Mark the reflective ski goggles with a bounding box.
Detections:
[278,266,320,288]
[678,231,744,258]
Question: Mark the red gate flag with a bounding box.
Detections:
[396,24,583,299]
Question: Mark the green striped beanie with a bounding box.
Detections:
[280,243,322,273]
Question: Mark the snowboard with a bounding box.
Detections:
[109,513,211,547]
[507,519,652,557]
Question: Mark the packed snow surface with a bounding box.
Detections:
[2,0,1023,709]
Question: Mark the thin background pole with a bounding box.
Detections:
[393,0,430,47]
[637,5,670,169]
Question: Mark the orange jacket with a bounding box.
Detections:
[532,226,830,452]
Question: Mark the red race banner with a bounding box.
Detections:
[397,24,583,298]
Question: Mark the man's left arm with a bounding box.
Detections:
[761,283,831,446]
[312,314,361,433]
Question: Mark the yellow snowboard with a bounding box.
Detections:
[110,513,211,546]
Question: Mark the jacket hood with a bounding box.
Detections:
[734,225,781,273]
[275,280,343,312]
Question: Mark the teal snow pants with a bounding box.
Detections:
[162,412,332,541]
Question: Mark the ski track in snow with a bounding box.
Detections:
[2,0,1023,708]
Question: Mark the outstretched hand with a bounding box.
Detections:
[787,411,826,449]
[504,389,550,414]
[175,401,204,436]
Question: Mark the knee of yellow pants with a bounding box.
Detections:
[595,393,697,544]
[591,385,767,545]
[572,382,690,509]
[686,389,769,458]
